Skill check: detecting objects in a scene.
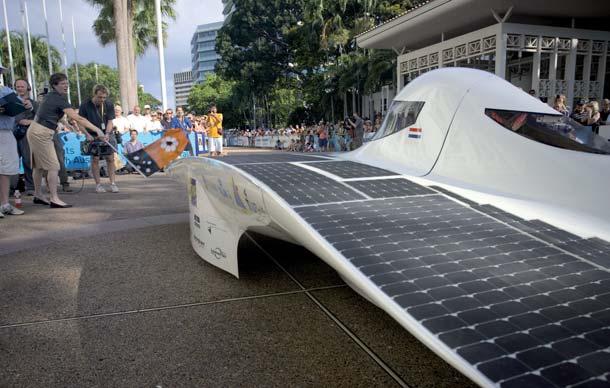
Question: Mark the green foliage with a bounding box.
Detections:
[0,31,62,89]
[215,0,417,126]
[138,87,161,110]
[65,62,158,110]
[67,62,120,106]
[187,74,242,128]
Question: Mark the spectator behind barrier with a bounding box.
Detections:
[123,130,144,174]
[113,105,130,134]
[127,105,147,133]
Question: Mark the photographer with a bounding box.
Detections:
[27,73,105,208]
[78,84,119,193]
[205,103,224,156]
[347,112,364,150]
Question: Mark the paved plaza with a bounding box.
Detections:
[0,168,474,387]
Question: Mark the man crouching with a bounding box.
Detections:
[79,85,119,193]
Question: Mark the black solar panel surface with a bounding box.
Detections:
[222,154,610,387]
[345,178,436,198]
[208,153,329,165]
[293,196,610,387]
[305,161,398,178]
[238,163,365,206]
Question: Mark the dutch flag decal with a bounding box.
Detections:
[408,127,422,139]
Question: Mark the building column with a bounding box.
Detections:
[549,38,558,100]
[566,38,578,106]
[397,60,404,90]
[495,31,507,78]
[532,35,542,95]
[597,41,608,100]
[583,41,592,100]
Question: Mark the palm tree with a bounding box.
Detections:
[0,31,62,89]
[86,0,176,110]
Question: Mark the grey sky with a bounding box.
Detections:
[2,0,224,109]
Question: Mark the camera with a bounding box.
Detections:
[81,140,113,156]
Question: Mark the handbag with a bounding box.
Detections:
[13,124,28,140]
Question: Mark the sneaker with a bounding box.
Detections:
[1,204,24,215]
[110,183,119,193]
[0,211,4,218]
[95,184,107,193]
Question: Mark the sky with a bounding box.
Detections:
[2,0,224,109]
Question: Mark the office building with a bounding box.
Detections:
[191,21,223,83]
[174,70,193,108]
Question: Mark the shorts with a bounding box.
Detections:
[27,121,60,171]
[319,138,328,147]
[209,137,223,153]
[0,130,19,175]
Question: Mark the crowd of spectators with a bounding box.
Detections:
[553,95,610,134]
[227,111,384,153]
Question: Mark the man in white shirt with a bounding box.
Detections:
[127,105,147,133]
[112,105,131,134]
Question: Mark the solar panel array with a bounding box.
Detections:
[213,155,610,387]
[304,160,398,178]
[208,153,329,165]
[345,178,436,199]
[238,163,365,206]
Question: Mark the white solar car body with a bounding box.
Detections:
[349,68,610,241]
[169,68,610,388]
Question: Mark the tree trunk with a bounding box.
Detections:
[113,0,130,112]
[126,1,138,109]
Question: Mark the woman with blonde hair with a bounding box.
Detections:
[27,73,106,208]
[584,101,601,134]
[553,95,569,116]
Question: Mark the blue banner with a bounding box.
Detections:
[52,131,205,171]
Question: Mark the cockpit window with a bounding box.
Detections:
[372,101,425,140]
[485,108,610,155]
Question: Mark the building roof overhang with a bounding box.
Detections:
[356,0,610,51]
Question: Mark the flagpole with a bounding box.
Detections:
[20,1,33,99]
[58,0,70,103]
[155,0,167,111]
[42,0,53,75]
[71,16,81,105]
[1,0,14,85]
[23,0,37,98]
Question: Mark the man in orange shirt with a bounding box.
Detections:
[206,103,224,156]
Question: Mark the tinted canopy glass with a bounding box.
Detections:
[485,109,610,155]
[373,101,425,140]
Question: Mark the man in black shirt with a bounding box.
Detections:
[78,84,119,193]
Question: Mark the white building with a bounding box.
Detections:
[357,0,610,107]
[174,70,193,109]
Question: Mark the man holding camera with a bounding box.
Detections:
[78,84,119,193]
[347,112,364,150]
[206,103,224,156]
